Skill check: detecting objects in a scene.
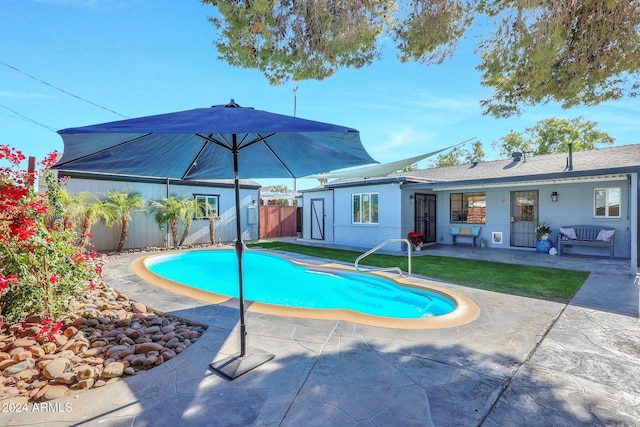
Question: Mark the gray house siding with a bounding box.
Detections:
[430,178,631,258]
[332,183,404,251]
[301,188,334,242]
[62,176,260,252]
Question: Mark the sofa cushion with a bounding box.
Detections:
[559,227,577,240]
[596,229,615,242]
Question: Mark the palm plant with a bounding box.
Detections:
[148,195,183,248]
[101,189,146,252]
[208,208,220,246]
[178,197,204,246]
[74,192,107,246]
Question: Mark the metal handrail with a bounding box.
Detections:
[355,238,412,277]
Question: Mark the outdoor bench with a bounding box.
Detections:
[557,225,615,258]
[450,225,482,247]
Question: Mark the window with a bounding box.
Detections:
[594,188,620,218]
[194,195,219,219]
[352,193,378,224]
[450,192,486,224]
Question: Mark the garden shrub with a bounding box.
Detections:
[0,145,101,324]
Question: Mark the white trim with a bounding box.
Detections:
[593,187,622,219]
[432,174,628,191]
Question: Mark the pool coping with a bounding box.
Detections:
[131,248,480,330]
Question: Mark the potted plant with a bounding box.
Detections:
[535,221,552,253]
[408,232,426,251]
[535,222,551,240]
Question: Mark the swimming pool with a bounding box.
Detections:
[134,249,480,329]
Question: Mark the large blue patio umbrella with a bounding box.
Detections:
[53,100,377,379]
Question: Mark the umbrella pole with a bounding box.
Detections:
[209,138,274,380]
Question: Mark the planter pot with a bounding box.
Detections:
[414,246,421,251]
[536,239,552,253]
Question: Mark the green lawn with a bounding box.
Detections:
[248,241,589,302]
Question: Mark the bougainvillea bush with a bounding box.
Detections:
[0,145,100,325]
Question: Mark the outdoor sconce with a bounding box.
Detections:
[252,200,257,206]
[551,191,558,202]
[409,194,415,203]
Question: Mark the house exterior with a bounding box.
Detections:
[300,144,640,274]
[55,171,261,252]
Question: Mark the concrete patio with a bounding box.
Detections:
[1,244,638,426]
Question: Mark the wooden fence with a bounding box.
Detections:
[259,205,298,238]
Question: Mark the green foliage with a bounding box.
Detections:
[204,0,640,115]
[149,195,205,247]
[493,117,615,158]
[205,0,391,84]
[149,195,183,247]
[0,147,100,323]
[431,140,485,167]
[479,1,640,117]
[100,189,146,252]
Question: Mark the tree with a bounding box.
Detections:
[73,192,107,247]
[204,0,640,116]
[493,117,615,158]
[101,189,146,252]
[148,195,183,248]
[178,197,204,246]
[431,140,485,167]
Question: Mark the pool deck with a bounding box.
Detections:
[1,243,639,426]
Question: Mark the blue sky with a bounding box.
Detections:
[2,1,638,190]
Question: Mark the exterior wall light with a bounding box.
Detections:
[551,191,558,202]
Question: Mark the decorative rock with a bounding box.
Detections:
[54,334,68,347]
[54,372,77,385]
[63,326,79,337]
[42,358,70,380]
[74,378,95,389]
[132,302,147,314]
[75,364,96,381]
[29,346,45,358]
[4,359,35,376]
[14,338,37,348]
[42,342,57,354]
[0,359,16,370]
[42,385,69,401]
[135,342,163,354]
[13,350,33,362]
[102,362,124,378]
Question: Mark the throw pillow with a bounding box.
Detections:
[450,226,461,234]
[460,228,471,235]
[596,229,615,242]
[559,227,577,240]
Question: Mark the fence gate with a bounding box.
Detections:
[259,205,297,238]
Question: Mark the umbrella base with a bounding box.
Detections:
[209,350,275,380]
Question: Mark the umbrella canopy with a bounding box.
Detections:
[54,100,376,379]
[55,100,375,180]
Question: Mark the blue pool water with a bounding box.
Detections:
[145,250,456,319]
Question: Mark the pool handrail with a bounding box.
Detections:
[355,239,412,277]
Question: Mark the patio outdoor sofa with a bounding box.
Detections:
[557,225,615,258]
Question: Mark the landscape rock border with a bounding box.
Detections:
[0,252,208,404]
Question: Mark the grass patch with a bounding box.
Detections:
[248,241,589,302]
